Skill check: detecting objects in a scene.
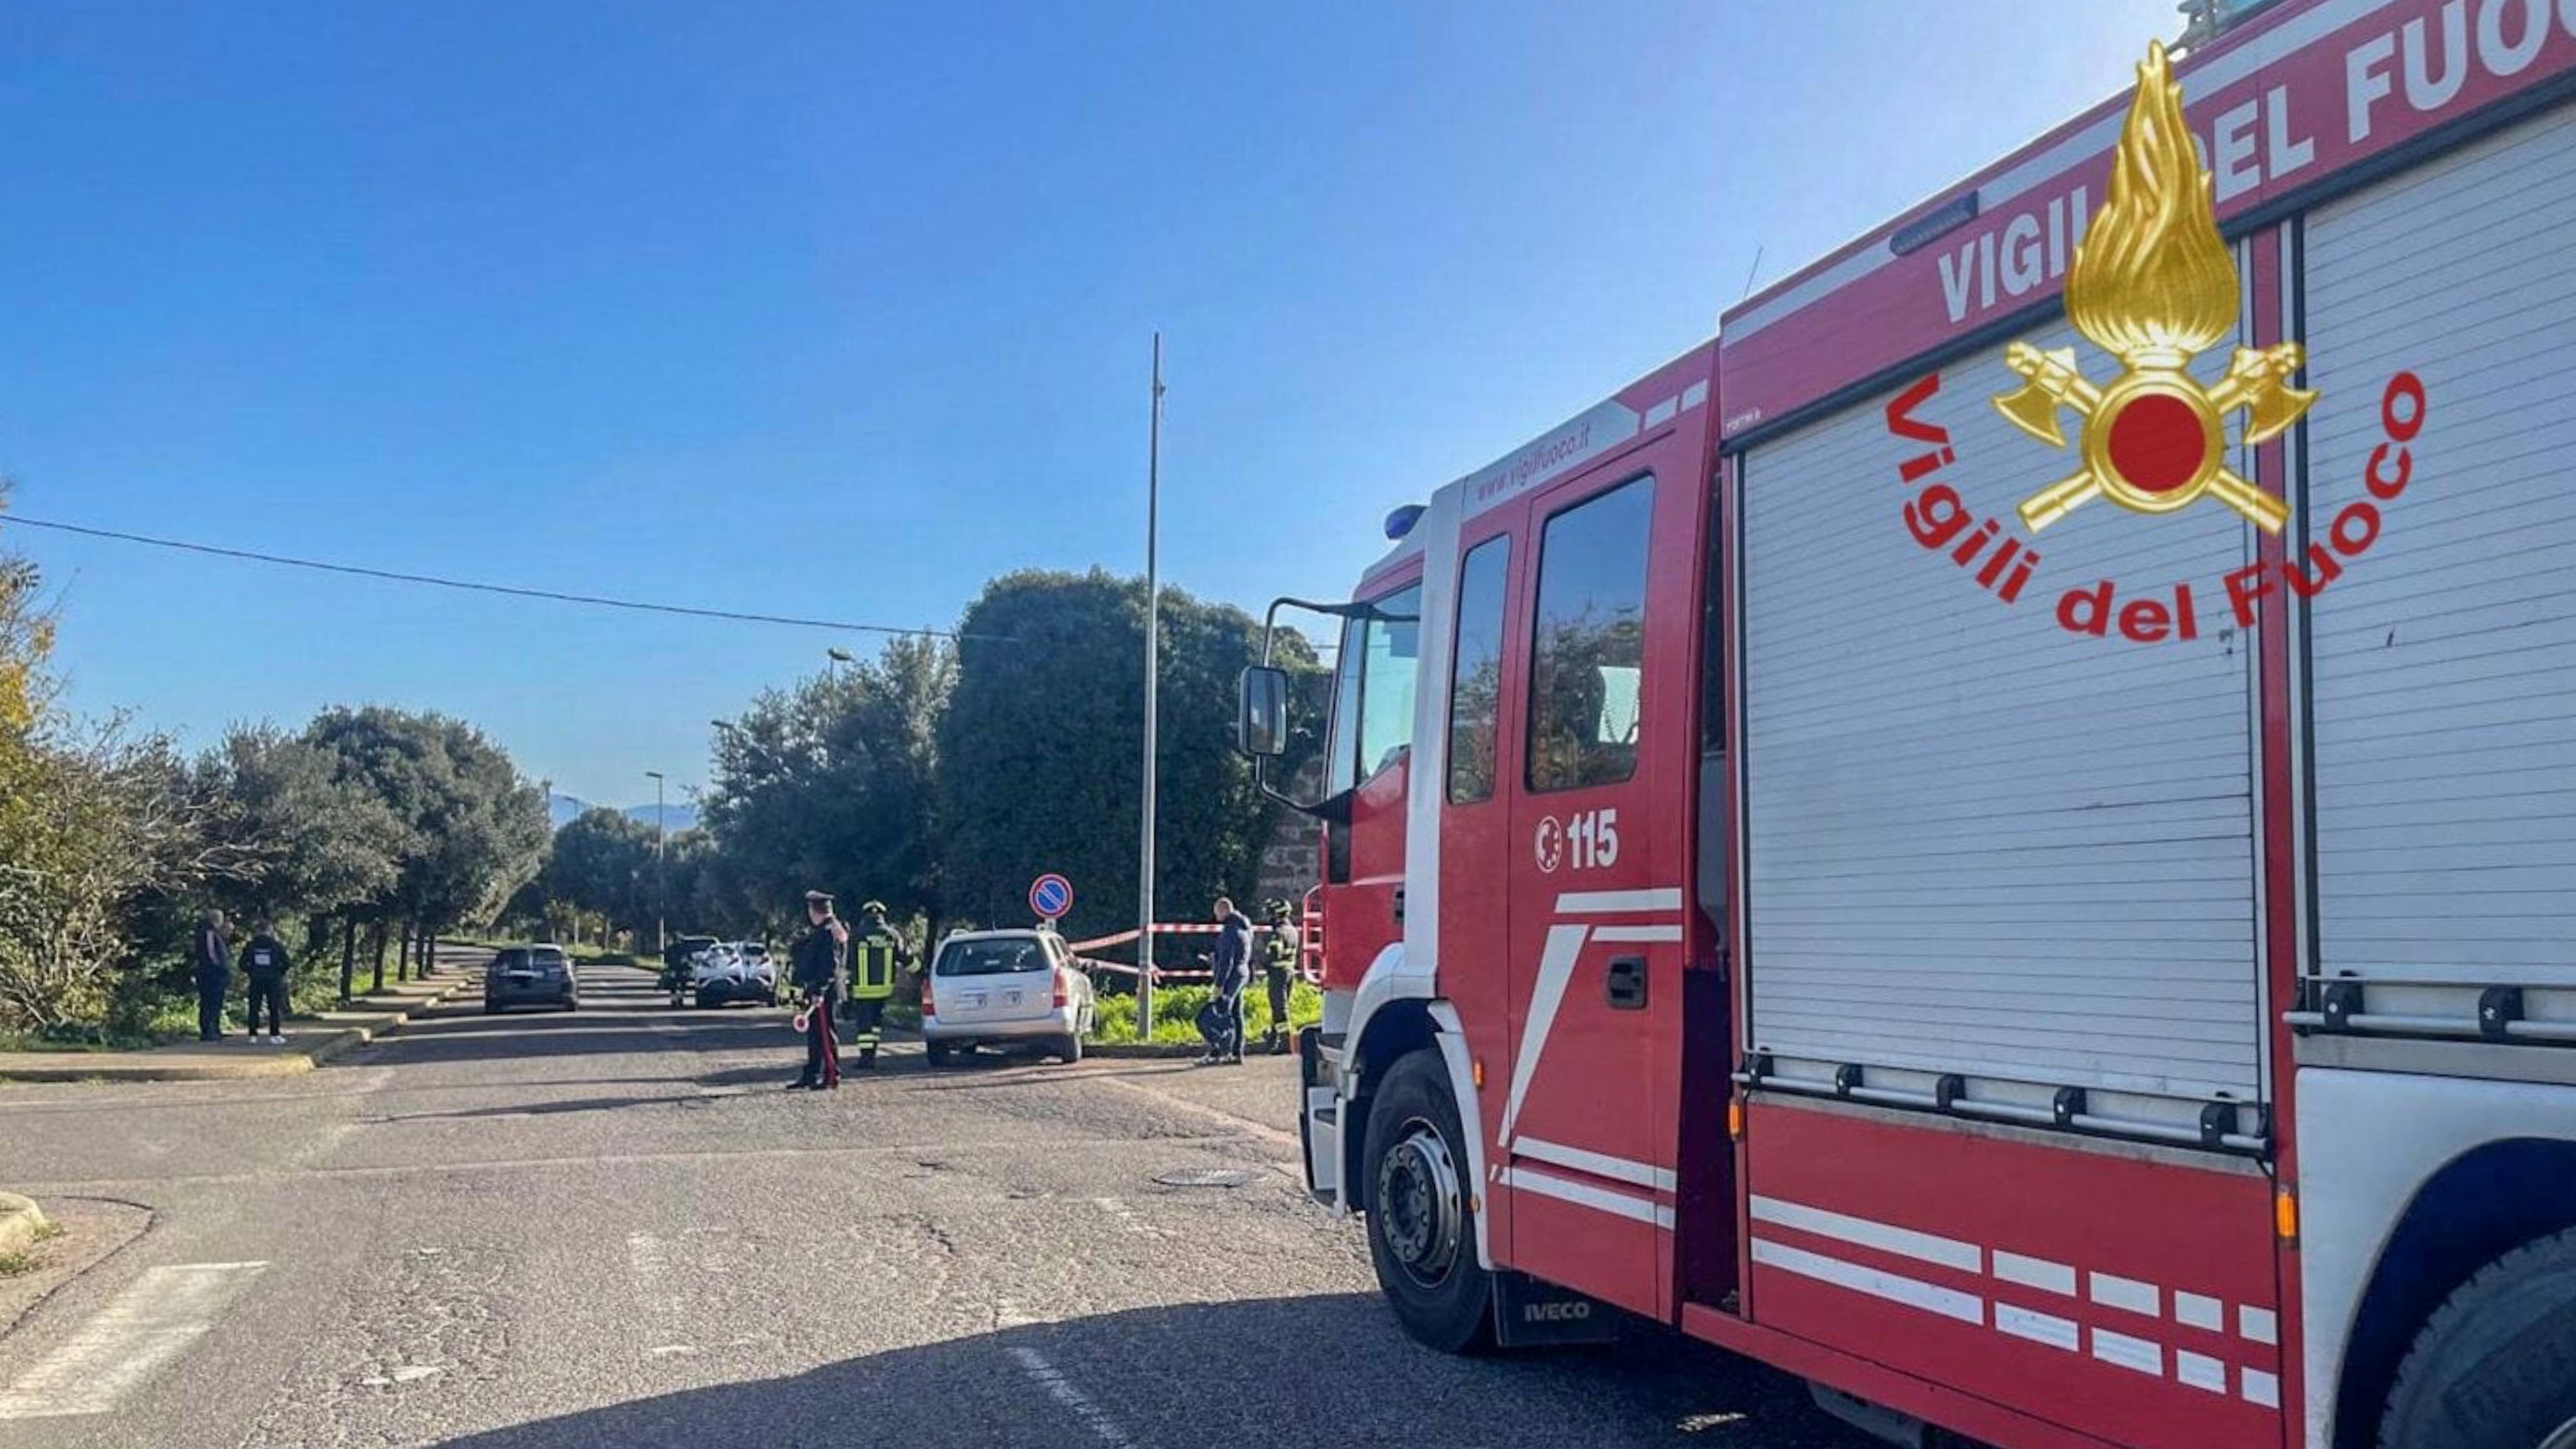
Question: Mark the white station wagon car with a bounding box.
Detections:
[920,929,1094,1066]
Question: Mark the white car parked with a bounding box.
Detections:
[689,941,777,1008]
[920,929,1094,1066]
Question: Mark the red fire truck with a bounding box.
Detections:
[1235,3,2576,1446]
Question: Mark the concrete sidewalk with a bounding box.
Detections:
[0,971,472,1084]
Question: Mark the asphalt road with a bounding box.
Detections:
[0,954,1868,1449]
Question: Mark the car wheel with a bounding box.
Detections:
[562,999,579,1013]
[1362,1047,1494,1354]
[484,1001,501,1016]
[1054,1032,1084,1065]
[2380,1226,2576,1449]
[926,1041,953,1068]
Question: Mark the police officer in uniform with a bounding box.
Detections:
[787,890,847,1091]
[840,899,912,1068]
[1257,898,1299,1055]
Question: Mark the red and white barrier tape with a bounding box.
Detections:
[1062,922,1226,953]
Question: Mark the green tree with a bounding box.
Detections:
[545,806,657,939]
[198,724,406,930]
[304,706,548,988]
[702,635,954,931]
[935,569,1316,955]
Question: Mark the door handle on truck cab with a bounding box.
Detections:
[1392,886,1405,925]
[1605,955,1647,1010]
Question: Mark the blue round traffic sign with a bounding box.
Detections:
[1029,873,1074,920]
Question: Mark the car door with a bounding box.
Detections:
[1497,469,1674,1318]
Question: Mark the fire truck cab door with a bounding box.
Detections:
[1497,470,1673,1319]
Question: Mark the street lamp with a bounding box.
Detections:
[644,770,667,956]
[825,647,856,666]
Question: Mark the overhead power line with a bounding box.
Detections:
[3,514,977,640]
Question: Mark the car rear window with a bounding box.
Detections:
[496,949,530,969]
[935,939,1053,977]
[531,949,566,966]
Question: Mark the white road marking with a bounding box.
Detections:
[0,1262,269,1418]
[1091,1074,1299,1147]
[1088,1197,1170,1240]
[1008,1345,1138,1448]
[627,1231,680,1318]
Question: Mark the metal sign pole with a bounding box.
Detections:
[1137,333,1163,1035]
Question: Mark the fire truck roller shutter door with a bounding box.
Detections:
[2302,101,2576,1044]
[1738,319,2263,1134]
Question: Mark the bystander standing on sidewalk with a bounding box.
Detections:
[190,909,233,1043]
[240,921,292,1045]
[1196,896,1251,1066]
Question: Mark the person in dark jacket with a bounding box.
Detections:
[787,890,847,1091]
[1196,896,1252,1066]
[240,921,293,1045]
[190,909,233,1043]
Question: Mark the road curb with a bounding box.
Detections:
[1082,1042,1216,1059]
[0,974,472,1084]
[0,1192,47,1256]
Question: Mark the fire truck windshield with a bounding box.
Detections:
[1327,583,1422,794]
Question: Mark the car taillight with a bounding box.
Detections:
[919,977,935,1017]
[1052,970,1069,1009]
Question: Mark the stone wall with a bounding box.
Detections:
[1250,759,1325,908]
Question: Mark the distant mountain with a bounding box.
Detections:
[545,793,697,834]
[625,802,697,833]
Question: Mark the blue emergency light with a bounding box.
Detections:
[1384,504,1426,541]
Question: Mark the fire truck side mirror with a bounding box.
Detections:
[1238,666,1289,758]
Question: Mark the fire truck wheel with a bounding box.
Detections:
[2379,1225,2576,1449]
[1362,1048,1492,1353]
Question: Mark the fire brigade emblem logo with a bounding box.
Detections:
[1990,42,2314,533]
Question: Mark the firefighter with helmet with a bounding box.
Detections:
[1258,897,1299,1055]
[841,899,911,1068]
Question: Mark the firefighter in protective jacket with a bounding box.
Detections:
[1258,898,1299,1055]
[841,899,911,1067]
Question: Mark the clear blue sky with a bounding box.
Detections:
[1,1,2173,806]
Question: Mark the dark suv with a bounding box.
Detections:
[484,945,579,1014]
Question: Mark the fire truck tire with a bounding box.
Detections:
[2379,1226,2576,1449]
[1362,1048,1493,1354]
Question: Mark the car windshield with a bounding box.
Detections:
[737,945,766,961]
[935,938,1053,976]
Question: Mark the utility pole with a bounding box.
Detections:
[645,770,667,956]
[1137,333,1164,1032]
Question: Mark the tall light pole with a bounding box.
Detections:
[645,770,667,956]
[1137,333,1165,1031]
[825,646,856,668]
